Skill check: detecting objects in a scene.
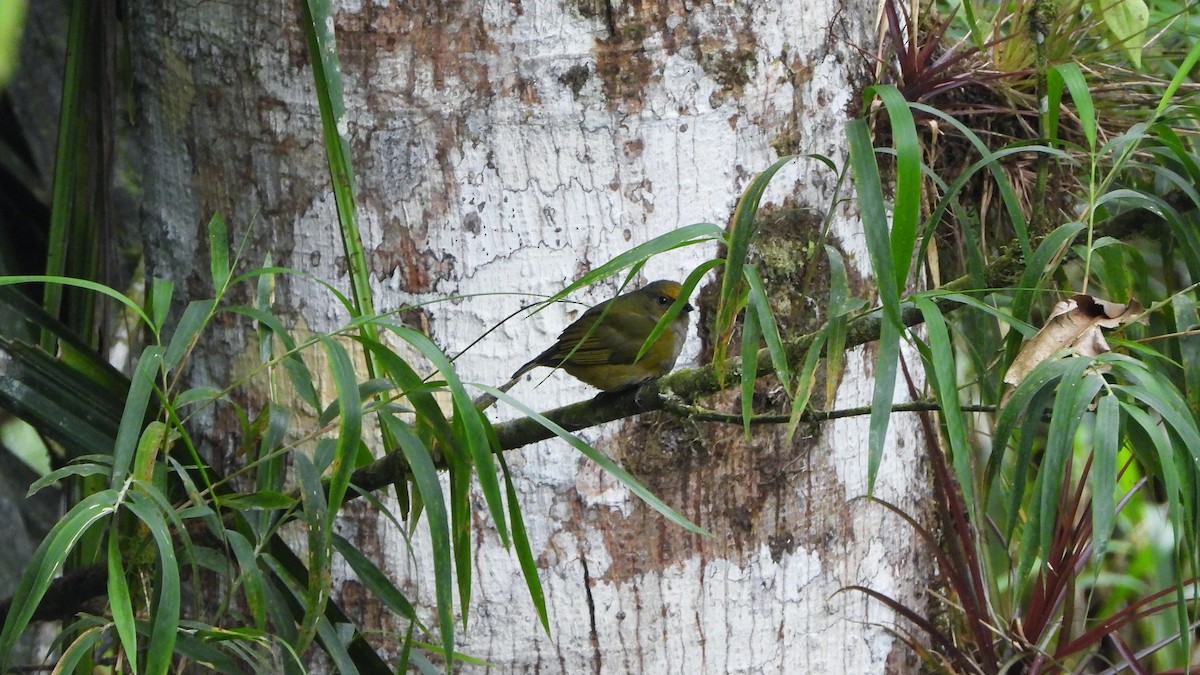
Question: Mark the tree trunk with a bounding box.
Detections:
[127,1,931,672]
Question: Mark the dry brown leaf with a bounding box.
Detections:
[1003,294,1144,387]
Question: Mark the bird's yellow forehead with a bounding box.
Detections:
[643,280,683,299]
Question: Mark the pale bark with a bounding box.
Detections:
[128,1,931,672]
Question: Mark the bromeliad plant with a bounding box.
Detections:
[846,0,1200,665]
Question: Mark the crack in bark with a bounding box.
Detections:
[580,554,603,674]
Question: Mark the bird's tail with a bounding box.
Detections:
[471,369,527,411]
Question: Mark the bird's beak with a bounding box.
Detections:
[683,302,694,313]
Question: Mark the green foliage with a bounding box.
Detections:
[847,9,1200,671]
[2,0,1199,671]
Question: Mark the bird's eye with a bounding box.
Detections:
[658,295,671,305]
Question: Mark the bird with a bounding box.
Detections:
[510,279,694,392]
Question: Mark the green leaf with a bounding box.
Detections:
[635,259,722,364]
[0,275,155,336]
[111,346,164,487]
[785,329,827,445]
[318,336,364,516]
[208,212,231,294]
[1089,0,1148,67]
[381,322,508,546]
[164,300,216,371]
[1038,359,1103,557]
[150,277,173,331]
[132,420,170,483]
[477,385,712,537]
[220,490,297,512]
[126,491,181,675]
[740,296,761,437]
[0,489,117,670]
[52,626,106,675]
[915,297,975,514]
[1047,63,1097,149]
[294,452,331,654]
[380,414,455,673]
[26,461,109,496]
[745,266,791,395]
[864,85,921,291]
[1091,393,1120,561]
[227,305,321,411]
[713,155,796,375]
[299,0,373,321]
[498,452,549,635]
[332,534,421,624]
[226,530,269,630]
[108,522,139,674]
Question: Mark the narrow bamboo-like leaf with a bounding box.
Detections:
[539,223,725,311]
[849,115,902,492]
[294,452,331,654]
[1092,393,1120,561]
[381,322,508,546]
[26,461,108,496]
[357,339,456,450]
[1172,295,1200,419]
[332,534,420,624]
[380,414,454,672]
[150,278,173,332]
[125,491,181,675]
[2,275,155,334]
[255,254,276,359]
[164,300,215,371]
[845,120,900,326]
[865,85,921,291]
[313,613,363,675]
[0,489,116,670]
[226,305,320,411]
[740,299,761,437]
[108,522,139,674]
[1002,384,1059,539]
[713,155,796,374]
[173,386,223,409]
[866,316,901,495]
[478,385,711,536]
[208,212,231,294]
[111,347,163,487]
[1038,359,1103,557]
[823,246,858,408]
[497,452,549,635]
[299,0,373,322]
[915,297,976,514]
[1047,63,1096,149]
[50,626,105,675]
[785,329,828,445]
[450,460,472,630]
[226,530,268,630]
[132,420,169,484]
[1156,41,1200,116]
[317,336,364,516]
[745,266,791,395]
[40,0,93,351]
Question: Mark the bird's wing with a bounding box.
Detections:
[548,313,660,366]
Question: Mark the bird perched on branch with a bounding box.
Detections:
[514,279,694,391]
[476,280,694,409]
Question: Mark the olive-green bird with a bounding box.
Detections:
[512,280,694,392]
